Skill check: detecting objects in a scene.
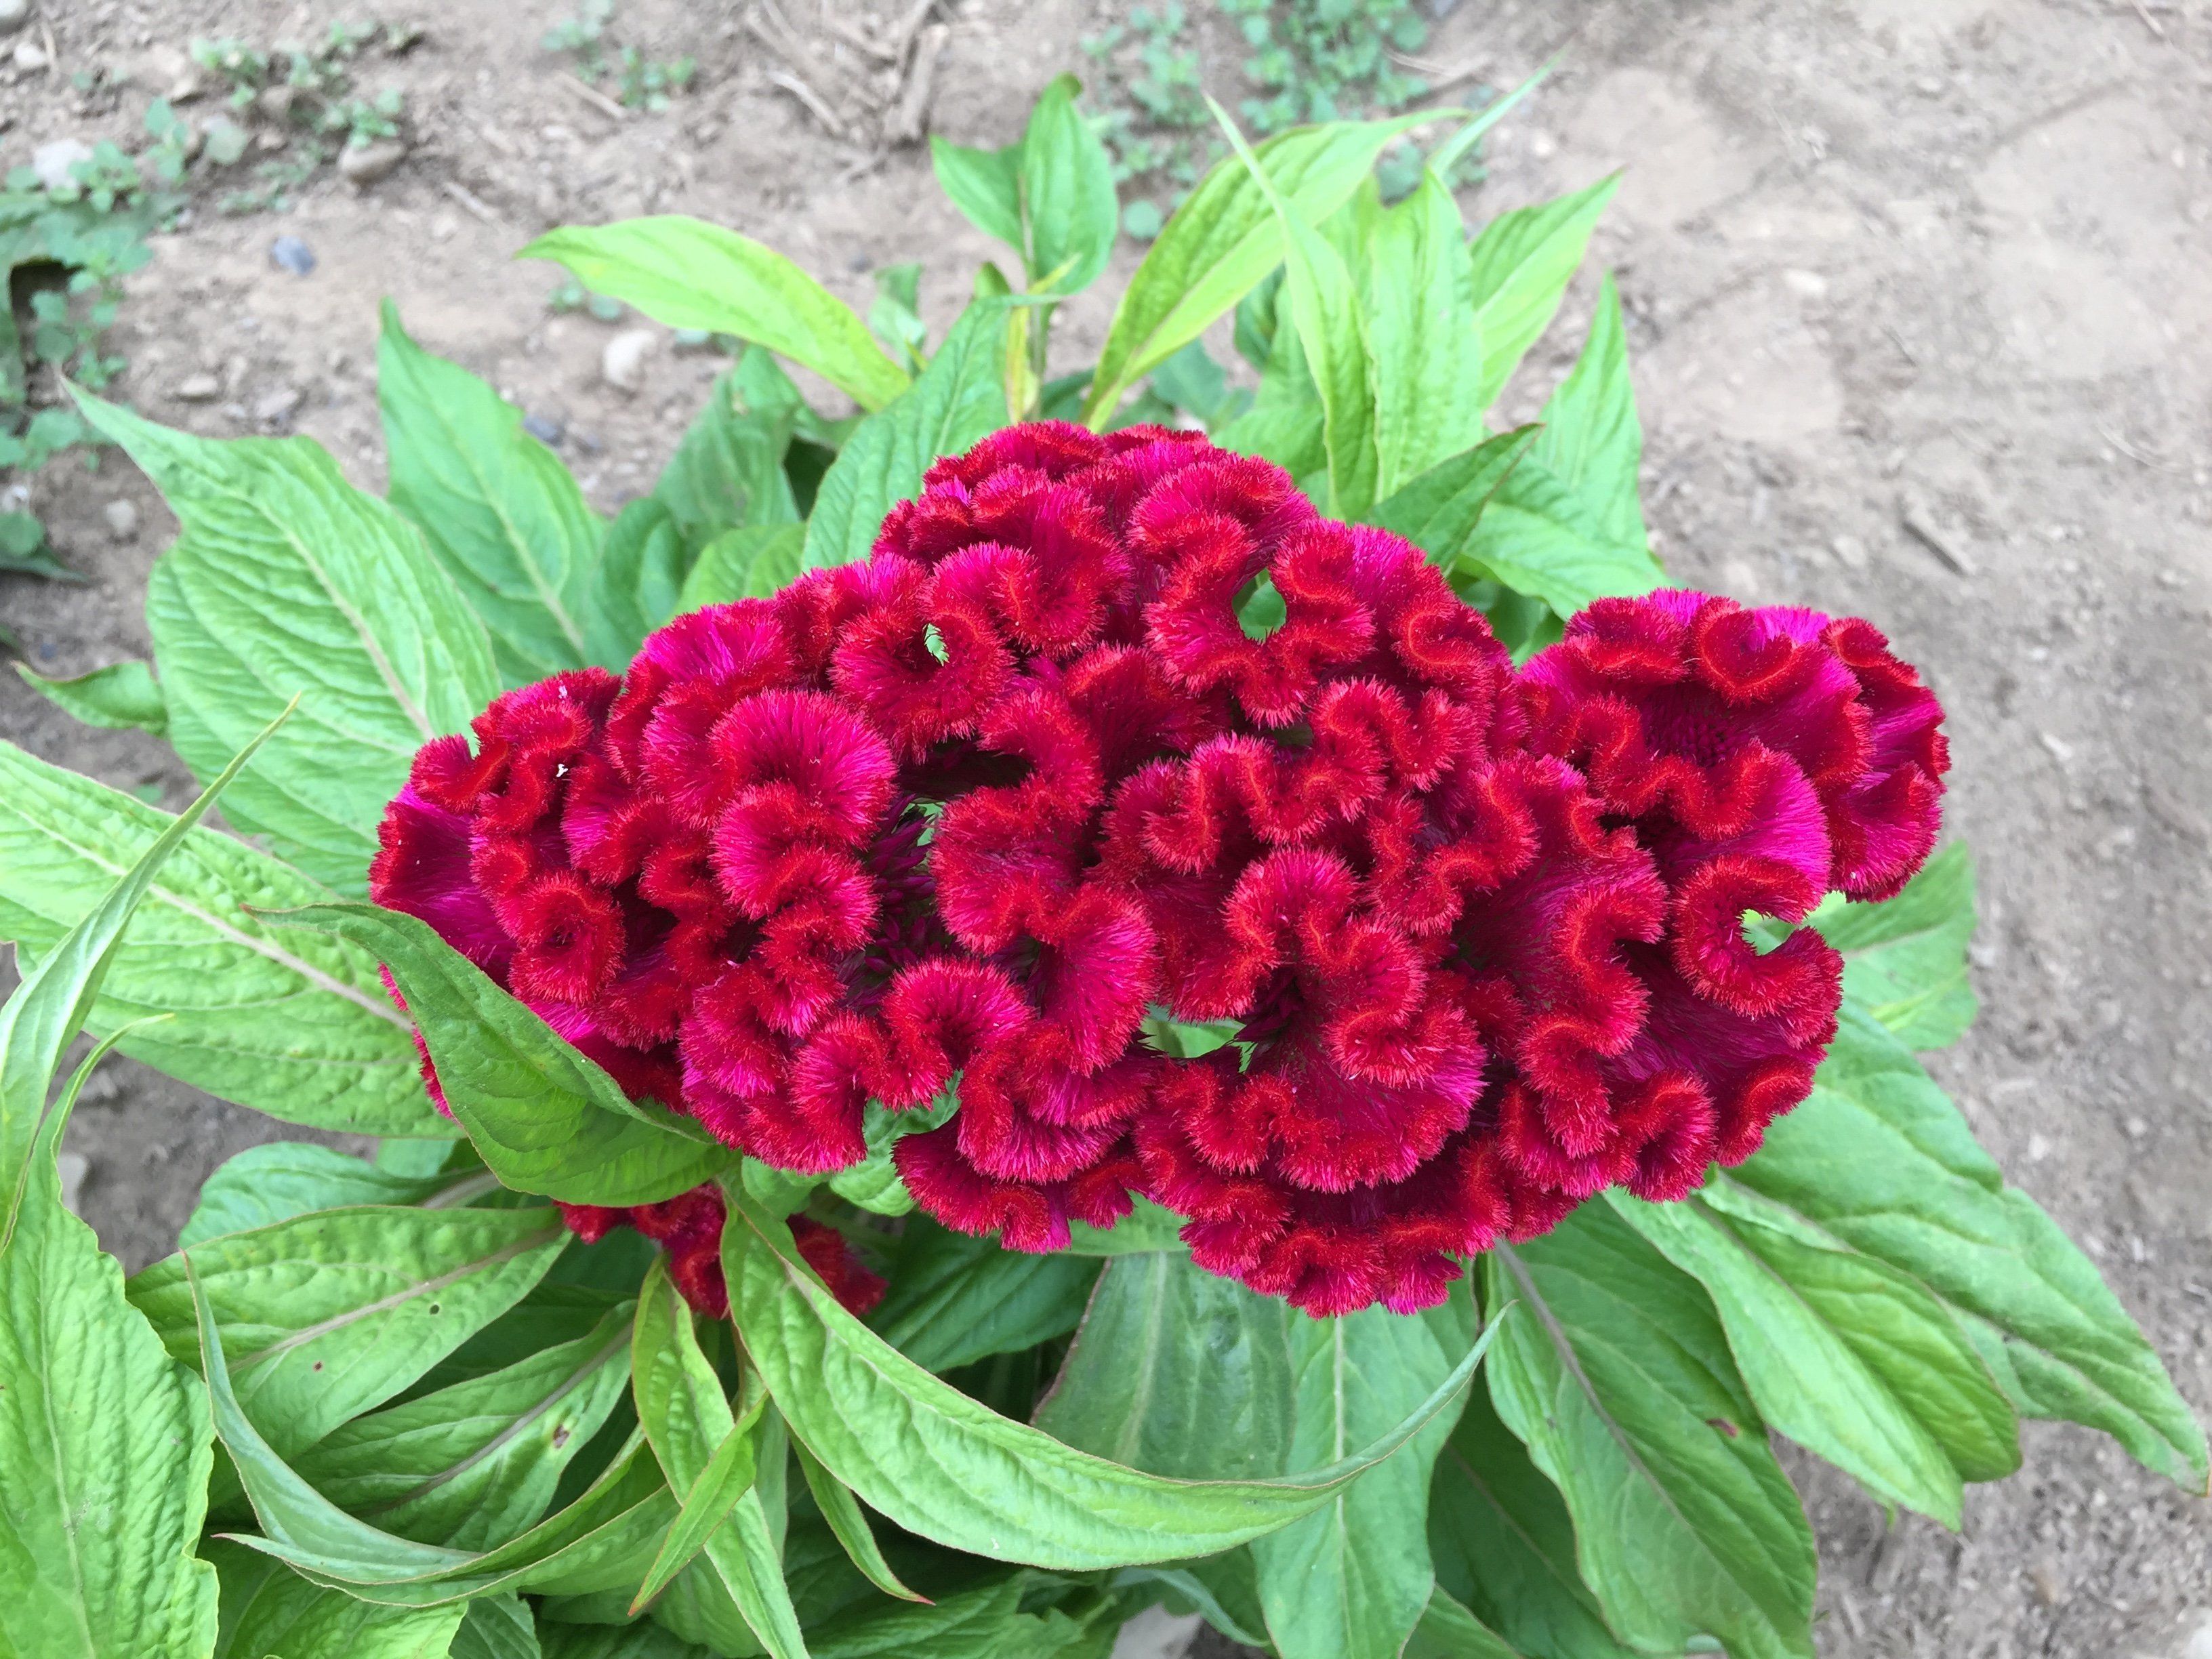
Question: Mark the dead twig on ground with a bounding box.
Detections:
[1898,494,1975,576]
[885,22,948,146]
[882,0,942,70]
[441,180,505,226]
[556,70,628,123]
[1387,49,1489,92]
[766,66,849,139]
[2127,0,2167,39]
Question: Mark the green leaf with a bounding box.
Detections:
[1529,271,1646,550]
[653,364,802,552]
[1252,1297,1475,1659]
[1364,173,1486,500]
[1805,842,1979,1051]
[1727,1006,2210,1491]
[0,724,281,1658]
[377,300,601,684]
[1083,114,1446,425]
[869,1218,1099,1374]
[806,1576,1068,1658]
[1429,1380,1631,1659]
[73,391,499,893]
[292,1301,634,1550]
[1213,101,1378,519]
[1033,1250,1291,1480]
[207,1538,466,1658]
[270,902,735,1206]
[930,136,1025,252]
[1610,1188,2013,1525]
[632,1254,808,1658]
[522,220,909,412]
[678,524,807,611]
[451,1594,544,1659]
[15,657,167,735]
[825,1093,956,1218]
[1466,174,1620,411]
[539,1623,707,1659]
[723,1189,1498,1570]
[791,1439,926,1604]
[1401,1587,1522,1659]
[802,299,1012,571]
[0,743,441,1136]
[182,1141,489,1247]
[584,499,690,670]
[1484,1203,1818,1659]
[130,1203,567,1457]
[1019,73,1118,294]
[631,1407,766,1613]
[202,1236,516,1446]
[1366,426,1540,567]
[1460,454,1666,617]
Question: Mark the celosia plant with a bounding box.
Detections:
[0,75,2199,1659]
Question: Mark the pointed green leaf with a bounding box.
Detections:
[15,657,167,734]
[1402,1587,1523,1659]
[182,1141,489,1247]
[1033,1250,1291,1480]
[1467,174,1620,411]
[206,1539,466,1658]
[1728,1006,2209,1490]
[522,220,909,412]
[724,1189,1498,1570]
[792,1439,926,1605]
[676,523,806,611]
[267,901,735,1206]
[451,1593,542,1659]
[0,743,438,1136]
[1805,843,1979,1051]
[293,1302,634,1550]
[1061,1195,1190,1256]
[1084,113,1448,424]
[1484,1204,1818,1659]
[73,390,499,891]
[1365,173,1486,499]
[930,136,1025,252]
[130,1204,568,1456]
[1252,1297,1474,1659]
[1019,73,1118,295]
[583,498,689,670]
[653,363,802,550]
[1462,453,1665,616]
[869,1218,1099,1374]
[378,300,601,684]
[1530,271,1647,549]
[1366,426,1540,565]
[802,299,1013,571]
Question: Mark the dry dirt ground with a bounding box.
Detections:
[3,1,2211,1656]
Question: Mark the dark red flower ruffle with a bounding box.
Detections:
[558,1191,883,1319]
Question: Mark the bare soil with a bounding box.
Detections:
[3,1,2209,1655]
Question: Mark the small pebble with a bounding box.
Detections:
[12,35,47,70]
[253,386,304,425]
[522,413,565,446]
[600,327,657,394]
[2027,1132,2053,1163]
[0,0,31,39]
[337,138,407,187]
[268,234,316,276]
[102,499,140,541]
[56,1153,87,1218]
[31,138,93,193]
[2039,731,2075,764]
[172,372,221,403]
[1782,268,1828,299]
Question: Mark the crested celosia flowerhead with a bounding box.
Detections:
[371,423,1947,1319]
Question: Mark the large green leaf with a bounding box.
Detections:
[293,1300,634,1549]
[1032,1250,1290,1479]
[206,1538,467,1658]
[1366,426,1540,567]
[0,743,438,1136]
[1528,271,1646,551]
[129,1204,568,1456]
[1082,114,1445,424]
[1805,843,1979,1051]
[653,363,802,552]
[632,1255,806,1658]
[75,392,499,892]
[871,1219,1100,1374]
[539,1622,707,1658]
[1364,173,1486,501]
[1461,455,1665,617]
[678,525,807,611]
[0,724,279,1658]
[1610,1188,2016,1524]
[1017,73,1118,295]
[522,220,909,412]
[378,300,601,685]
[632,1380,767,1613]
[930,135,1024,251]
[1401,1588,1521,1659]
[801,298,1012,571]
[1429,1381,1630,1659]
[1483,1204,1818,1659]
[272,902,734,1207]
[722,1190,1496,1570]
[451,1595,543,1659]
[1728,1006,2210,1490]
[182,1141,487,1247]
[1466,175,1620,411]
[1252,1298,1473,1659]
[790,1440,924,1605]
[583,499,690,672]
[1217,105,1378,519]
[15,657,168,735]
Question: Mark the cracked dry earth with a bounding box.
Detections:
[2,1,2209,1655]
